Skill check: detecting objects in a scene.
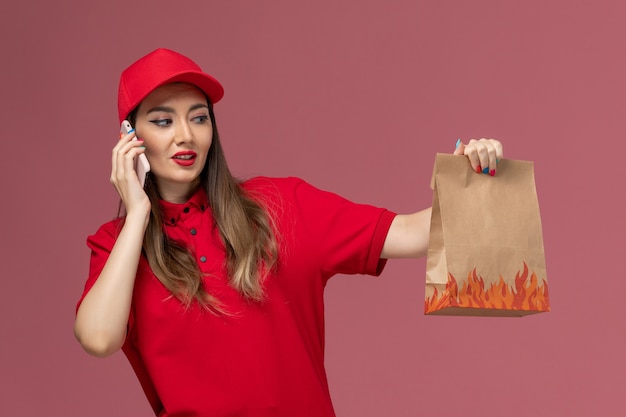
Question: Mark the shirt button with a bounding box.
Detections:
[190,228,197,235]
[170,218,175,225]
[200,256,207,262]
[183,207,190,214]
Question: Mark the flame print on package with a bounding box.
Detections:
[425,263,550,317]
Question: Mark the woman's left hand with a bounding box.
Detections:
[454,138,504,176]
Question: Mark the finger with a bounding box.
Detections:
[111,142,122,185]
[480,139,502,176]
[487,142,497,176]
[114,129,137,155]
[489,139,504,161]
[464,139,483,173]
[120,127,137,141]
[477,139,492,174]
[111,144,128,187]
[112,130,135,169]
[112,139,144,186]
[121,145,146,181]
[475,139,497,176]
[453,138,465,156]
[468,138,497,175]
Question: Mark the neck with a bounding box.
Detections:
[157,178,201,204]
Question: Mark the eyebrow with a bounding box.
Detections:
[146,103,210,114]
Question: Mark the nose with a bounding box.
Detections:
[174,119,194,145]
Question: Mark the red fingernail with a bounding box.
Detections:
[476,165,482,173]
[489,169,496,176]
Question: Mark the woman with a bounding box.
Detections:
[75,48,503,417]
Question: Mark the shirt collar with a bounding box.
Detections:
[160,187,209,226]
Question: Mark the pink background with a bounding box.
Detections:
[1,1,625,416]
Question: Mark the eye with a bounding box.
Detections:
[149,118,172,127]
[191,115,210,124]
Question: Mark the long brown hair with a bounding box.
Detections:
[129,100,278,312]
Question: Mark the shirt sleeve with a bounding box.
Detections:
[270,177,397,279]
[75,219,134,329]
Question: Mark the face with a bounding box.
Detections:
[135,83,213,202]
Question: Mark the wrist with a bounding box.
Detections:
[124,203,151,229]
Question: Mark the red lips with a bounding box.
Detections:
[172,151,197,167]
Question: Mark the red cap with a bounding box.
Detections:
[117,48,224,122]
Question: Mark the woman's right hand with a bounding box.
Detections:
[111,130,151,217]
[75,131,151,357]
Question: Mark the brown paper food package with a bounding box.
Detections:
[425,154,550,317]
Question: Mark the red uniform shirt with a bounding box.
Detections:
[79,177,396,417]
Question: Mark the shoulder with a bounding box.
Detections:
[240,177,334,228]
[93,217,124,236]
[86,217,124,251]
[241,176,313,202]
[242,176,308,191]
[242,176,374,217]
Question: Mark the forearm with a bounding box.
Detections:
[380,207,431,259]
[74,212,148,357]
[380,139,504,259]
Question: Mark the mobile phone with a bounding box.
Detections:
[120,120,150,187]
